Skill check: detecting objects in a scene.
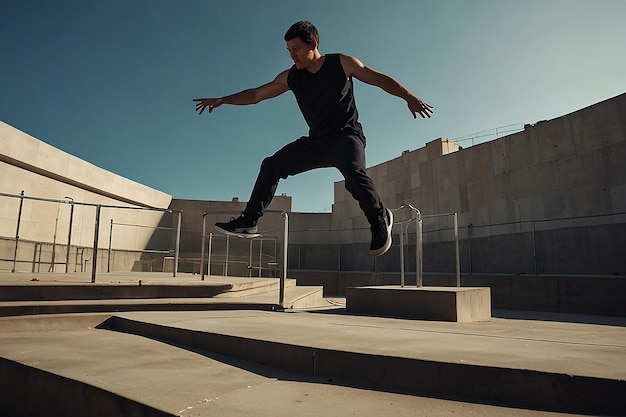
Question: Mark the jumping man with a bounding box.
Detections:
[194,21,433,257]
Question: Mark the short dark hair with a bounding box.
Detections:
[284,21,319,45]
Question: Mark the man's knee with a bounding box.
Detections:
[259,155,272,170]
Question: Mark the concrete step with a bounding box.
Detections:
[228,285,326,309]
[1,312,624,417]
[0,275,294,301]
[100,312,626,416]
[213,278,297,297]
[0,284,328,316]
[0,272,327,316]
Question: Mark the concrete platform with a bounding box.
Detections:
[1,271,626,416]
[346,285,491,322]
[1,309,626,416]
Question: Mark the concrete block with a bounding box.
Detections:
[441,137,460,154]
[425,137,458,160]
[346,286,491,322]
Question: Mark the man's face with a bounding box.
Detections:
[286,37,316,70]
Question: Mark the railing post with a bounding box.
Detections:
[225,234,230,276]
[530,220,537,275]
[200,212,207,280]
[280,212,288,308]
[259,239,264,277]
[107,219,113,273]
[207,232,213,278]
[399,220,405,287]
[91,205,101,283]
[397,205,422,288]
[416,210,423,288]
[65,197,74,273]
[454,212,461,287]
[12,190,25,273]
[249,239,253,278]
[174,210,182,278]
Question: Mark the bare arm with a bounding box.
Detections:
[339,54,433,119]
[194,70,290,115]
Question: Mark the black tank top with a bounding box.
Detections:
[287,53,364,139]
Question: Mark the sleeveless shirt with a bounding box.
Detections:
[287,53,364,139]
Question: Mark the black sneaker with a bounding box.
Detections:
[215,215,258,236]
[369,207,393,256]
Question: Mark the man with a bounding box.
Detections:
[194,21,433,257]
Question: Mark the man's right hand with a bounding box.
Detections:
[193,98,223,115]
[407,95,433,119]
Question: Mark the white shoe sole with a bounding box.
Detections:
[215,225,260,239]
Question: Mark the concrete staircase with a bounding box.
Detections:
[2,272,625,416]
[0,273,327,317]
[1,310,625,417]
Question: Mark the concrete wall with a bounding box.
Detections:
[322,93,626,274]
[0,122,172,272]
[3,92,625,277]
[335,93,626,233]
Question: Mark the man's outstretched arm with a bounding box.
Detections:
[194,70,290,115]
[340,54,433,119]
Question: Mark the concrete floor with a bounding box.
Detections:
[1,271,626,416]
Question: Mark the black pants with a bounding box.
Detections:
[243,133,383,224]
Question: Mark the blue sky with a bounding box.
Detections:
[1,0,625,212]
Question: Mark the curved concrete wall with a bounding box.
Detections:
[1,122,172,272]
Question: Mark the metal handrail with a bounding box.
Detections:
[200,210,289,308]
[394,204,422,287]
[1,191,178,282]
[393,205,461,288]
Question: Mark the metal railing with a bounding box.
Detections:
[0,191,179,282]
[198,233,279,277]
[200,210,289,307]
[106,219,173,273]
[393,205,460,288]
